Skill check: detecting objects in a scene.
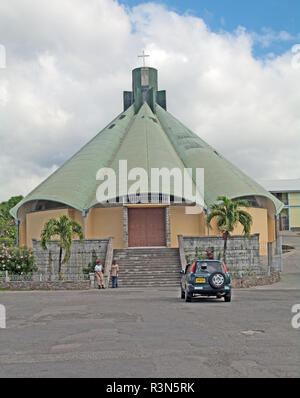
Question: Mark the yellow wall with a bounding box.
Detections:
[21,204,275,253]
[207,207,271,255]
[86,207,124,249]
[289,192,300,206]
[170,206,206,248]
[290,208,300,229]
[206,216,222,237]
[209,207,267,238]
[22,207,124,248]
[169,206,274,253]
[234,207,268,255]
[25,209,69,248]
[68,209,84,231]
[267,214,276,243]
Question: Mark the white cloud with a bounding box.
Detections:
[0,0,300,201]
[251,27,294,48]
[0,155,58,201]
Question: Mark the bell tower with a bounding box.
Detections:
[123,66,167,113]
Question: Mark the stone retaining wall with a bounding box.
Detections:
[32,238,110,276]
[0,280,90,290]
[0,272,280,290]
[231,271,281,288]
[182,234,260,270]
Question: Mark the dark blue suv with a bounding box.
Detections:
[180,260,231,302]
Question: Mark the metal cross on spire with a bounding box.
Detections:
[138,50,150,67]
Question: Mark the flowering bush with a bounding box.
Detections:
[0,244,37,275]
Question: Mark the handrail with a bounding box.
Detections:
[178,235,187,271]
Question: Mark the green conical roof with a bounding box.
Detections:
[155,104,283,213]
[11,67,283,219]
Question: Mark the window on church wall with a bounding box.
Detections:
[141,69,149,86]
[34,200,68,212]
[279,208,289,231]
[233,196,261,208]
[273,192,288,205]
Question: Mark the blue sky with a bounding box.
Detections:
[120,0,300,57]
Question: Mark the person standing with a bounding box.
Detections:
[111,260,119,288]
[94,260,105,289]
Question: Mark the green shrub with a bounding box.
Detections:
[0,238,15,248]
[82,262,95,274]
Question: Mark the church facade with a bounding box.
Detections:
[11,66,283,251]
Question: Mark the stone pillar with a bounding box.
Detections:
[275,214,280,255]
[268,242,274,271]
[278,235,283,272]
[178,235,187,270]
[82,211,87,238]
[89,272,95,288]
[206,209,210,236]
[165,206,171,248]
[123,206,128,249]
[288,193,291,231]
[16,220,20,247]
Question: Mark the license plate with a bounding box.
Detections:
[196,278,206,284]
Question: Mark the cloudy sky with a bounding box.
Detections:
[0,0,300,202]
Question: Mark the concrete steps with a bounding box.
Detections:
[113,248,182,288]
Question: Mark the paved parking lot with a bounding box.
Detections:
[0,285,299,378]
[0,233,299,378]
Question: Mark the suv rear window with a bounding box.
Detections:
[195,261,223,274]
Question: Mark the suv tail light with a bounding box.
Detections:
[222,262,228,273]
[191,262,196,273]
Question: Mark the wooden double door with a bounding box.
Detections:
[128,207,166,247]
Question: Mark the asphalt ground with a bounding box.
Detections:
[0,286,299,378]
[0,233,299,378]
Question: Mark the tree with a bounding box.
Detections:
[206,196,253,265]
[40,215,84,276]
[0,196,23,245]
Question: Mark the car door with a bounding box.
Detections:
[183,263,193,292]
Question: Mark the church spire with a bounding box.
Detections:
[123,65,167,114]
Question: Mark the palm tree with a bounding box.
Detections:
[41,215,84,276]
[206,196,252,265]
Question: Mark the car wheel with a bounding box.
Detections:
[209,272,226,289]
[224,293,231,302]
[185,292,192,302]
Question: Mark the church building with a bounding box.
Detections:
[11,65,283,251]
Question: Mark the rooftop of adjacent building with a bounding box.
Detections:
[259,178,300,193]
